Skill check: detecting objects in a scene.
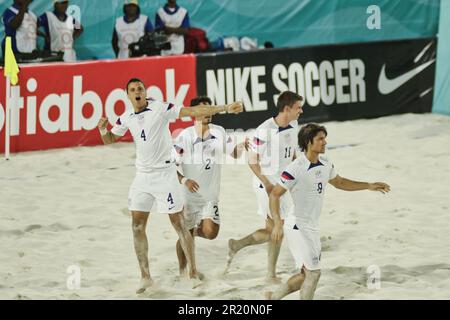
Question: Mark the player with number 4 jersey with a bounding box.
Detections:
[97,78,243,293]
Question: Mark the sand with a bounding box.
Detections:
[1,112,449,300]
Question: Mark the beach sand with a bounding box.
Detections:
[1,113,449,299]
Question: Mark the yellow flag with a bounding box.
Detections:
[3,37,20,85]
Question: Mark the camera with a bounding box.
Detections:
[128,30,171,57]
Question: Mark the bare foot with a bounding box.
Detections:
[190,271,205,281]
[136,278,153,294]
[264,291,273,300]
[265,276,282,284]
[224,239,238,273]
[179,267,188,278]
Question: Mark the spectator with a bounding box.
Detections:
[1,0,37,58]
[112,0,153,59]
[38,0,83,62]
[155,0,189,55]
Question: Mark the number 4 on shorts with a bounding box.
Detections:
[167,193,174,204]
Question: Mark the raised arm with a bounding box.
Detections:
[179,101,243,119]
[97,117,121,145]
[329,175,390,193]
[269,184,287,243]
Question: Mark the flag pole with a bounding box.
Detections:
[5,76,10,160]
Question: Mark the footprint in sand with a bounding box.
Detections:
[0,229,25,237]
[24,224,42,232]
[48,223,71,231]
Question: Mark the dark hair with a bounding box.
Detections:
[123,4,141,15]
[190,96,212,106]
[298,123,327,152]
[277,91,303,113]
[126,78,145,93]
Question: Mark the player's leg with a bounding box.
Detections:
[197,218,219,239]
[226,222,271,271]
[300,268,321,300]
[226,218,271,268]
[176,204,199,276]
[169,211,201,279]
[265,268,306,300]
[196,201,220,240]
[176,228,194,277]
[129,174,155,294]
[131,210,153,293]
[154,168,202,279]
[226,182,272,270]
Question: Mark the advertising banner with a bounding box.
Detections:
[0,55,197,153]
[197,38,437,129]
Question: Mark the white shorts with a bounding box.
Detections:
[128,168,183,214]
[184,200,220,230]
[253,177,292,219]
[285,223,321,270]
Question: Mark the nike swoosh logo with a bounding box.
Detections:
[168,206,175,210]
[378,59,435,95]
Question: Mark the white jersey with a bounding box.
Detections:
[9,6,37,53]
[111,99,182,173]
[45,11,77,62]
[250,117,298,184]
[115,15,148,59]
[279,153,337,231]
[157,6,188,55]
[174,124,235,202]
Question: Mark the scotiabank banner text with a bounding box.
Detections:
[0,55,197,153]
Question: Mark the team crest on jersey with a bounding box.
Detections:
[315,171,322,179]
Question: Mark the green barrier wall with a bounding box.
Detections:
[1,0,440,60]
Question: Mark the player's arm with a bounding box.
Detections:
[329,175,390,193]
[179,102,243,119]
[269,184,287,244]
[248,150,273,195]
[97,117,121,145]
[176,169,199,193]
[229,137,249,159]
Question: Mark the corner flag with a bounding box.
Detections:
[3,37,19,85]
